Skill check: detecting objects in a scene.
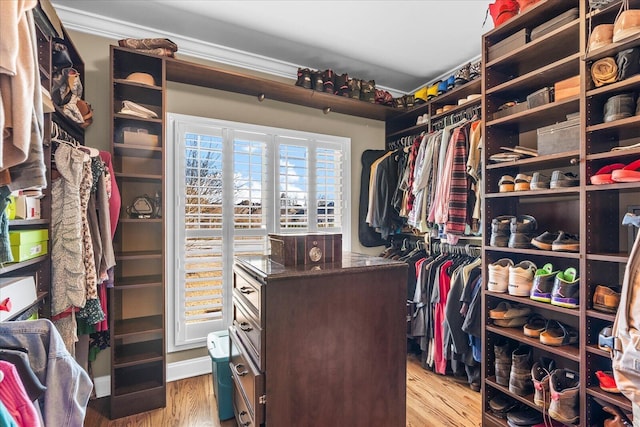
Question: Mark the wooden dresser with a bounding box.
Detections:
[230,252,408,427]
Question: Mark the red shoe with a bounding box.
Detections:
[611,159,640,182]
[591,163,625,185]
[517,0,542,13]
[489,0,519,27]
[596,370,620,393]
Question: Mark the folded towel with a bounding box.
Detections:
[119,100,158,119]
[591,57,618,87]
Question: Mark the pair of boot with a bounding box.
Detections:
[531,359,580,425]
[494,341,533,396]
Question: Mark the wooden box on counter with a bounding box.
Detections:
[268,233,342,266]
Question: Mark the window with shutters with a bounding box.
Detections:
[166,114,350,351]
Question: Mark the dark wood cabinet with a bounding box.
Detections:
[231,253,407,427]
[481,1,638,425]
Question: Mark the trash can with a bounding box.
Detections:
[207,330,234,421]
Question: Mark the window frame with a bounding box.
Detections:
[166,113,351,352]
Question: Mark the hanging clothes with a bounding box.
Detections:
[0,360,40,427]
[0,320,92,427]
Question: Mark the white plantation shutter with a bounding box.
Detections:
[168,114,350,351]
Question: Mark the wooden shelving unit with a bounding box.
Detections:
[481,1,637,425]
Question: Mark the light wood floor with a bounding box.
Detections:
[85,354,481,426]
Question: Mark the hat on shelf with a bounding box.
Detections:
[613,9,640,43]
[588,24,614,51]
[126,72,156,86]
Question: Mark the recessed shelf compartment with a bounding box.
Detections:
[486,95,580,133]
[487,325,580,362]
[486,291,581,317]
[113,339,163,368]
[113,315,163,338]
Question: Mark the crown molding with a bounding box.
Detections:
[53,5,406,97]
[53,5,299,80]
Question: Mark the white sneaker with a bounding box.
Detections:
[508,260,537,296]
[488,258,514,293]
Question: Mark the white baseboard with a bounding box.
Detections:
[93,356,212,398]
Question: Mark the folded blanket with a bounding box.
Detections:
[591,57,618,87]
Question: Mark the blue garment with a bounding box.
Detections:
[0,399,18,427]
[0,186,13,264]
[469,277,482,363]
[0,320,92,427]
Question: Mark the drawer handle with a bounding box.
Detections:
[239,286,255,295]
[238,410,251,426]
[234,363,248,377]
[239,321,253,332]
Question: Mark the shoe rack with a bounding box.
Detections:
[481,0,638,426]
[109,46,166,418]
[385,76,481,150]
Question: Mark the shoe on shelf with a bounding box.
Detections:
[494,339,514,387]
[489,301,532,319]
[592,284,621,313]
[509,215,537,249]
[551,267,580,308]
[295,68,312,89]
[531,357,555,408]
[348,78,361,99]
[530,172,550,190]
[550,170,579,188]
[509,344,534,396]
[488,393,516,419]
[598,325,615,352]
[611,159,640,183]
[311,70,324,91]
[488,258,514,293]
[498,175,515,192]
[523,313,546,338]
[604,92,636,123]
[530,262,558,302]
[551,231,579,252]
[514,173,532,191]
[549,369,580,425]
[507,406,543,426]
[596,370,621,394]
[539,319,578,346]
[593,397,635,427]
[490,215,514,247]
[531,231,560,251]
[493,316,528,328]
[591,163,625,185]
[469,59,481,80]
[437,80,448,96]
[426,81,440,100]
[508,260,537,296]
[454,63,470,87]
[489,0,519,28]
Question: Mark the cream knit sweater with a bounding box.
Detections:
[0,0,38,170]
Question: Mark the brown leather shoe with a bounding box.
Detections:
[603,404,633,427]
[593,285,621,313]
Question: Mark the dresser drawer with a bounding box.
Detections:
[230,327,264,426]
[233,267,262,318]
[233,299,263,369]
[233,380,255,427]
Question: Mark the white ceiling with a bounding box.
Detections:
[51,0,494,94]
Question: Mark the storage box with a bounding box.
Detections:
[7,195,41,220]
[531,8,579,40]
[268,233,342,266]
[527,87,554,108]
[207,330,234,421]
[536,117,580,156]
[0,276,37,321]
[554,75,580,101]
[9,229,49,262]
[488,28,530,62]
[492,102,528,120]
[123,127,159,146]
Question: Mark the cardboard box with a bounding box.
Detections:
[9,229,49,262]
[536,117,580,156]
[554,75,580,101]
[527,87,554,108]
[268,233,342,266]
[492,102,528,120]
[123,128,159,146]
[11,195,41,220]
[0,276,37,321]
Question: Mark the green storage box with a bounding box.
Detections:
[9,230,49,262]
[207,330,234,421]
